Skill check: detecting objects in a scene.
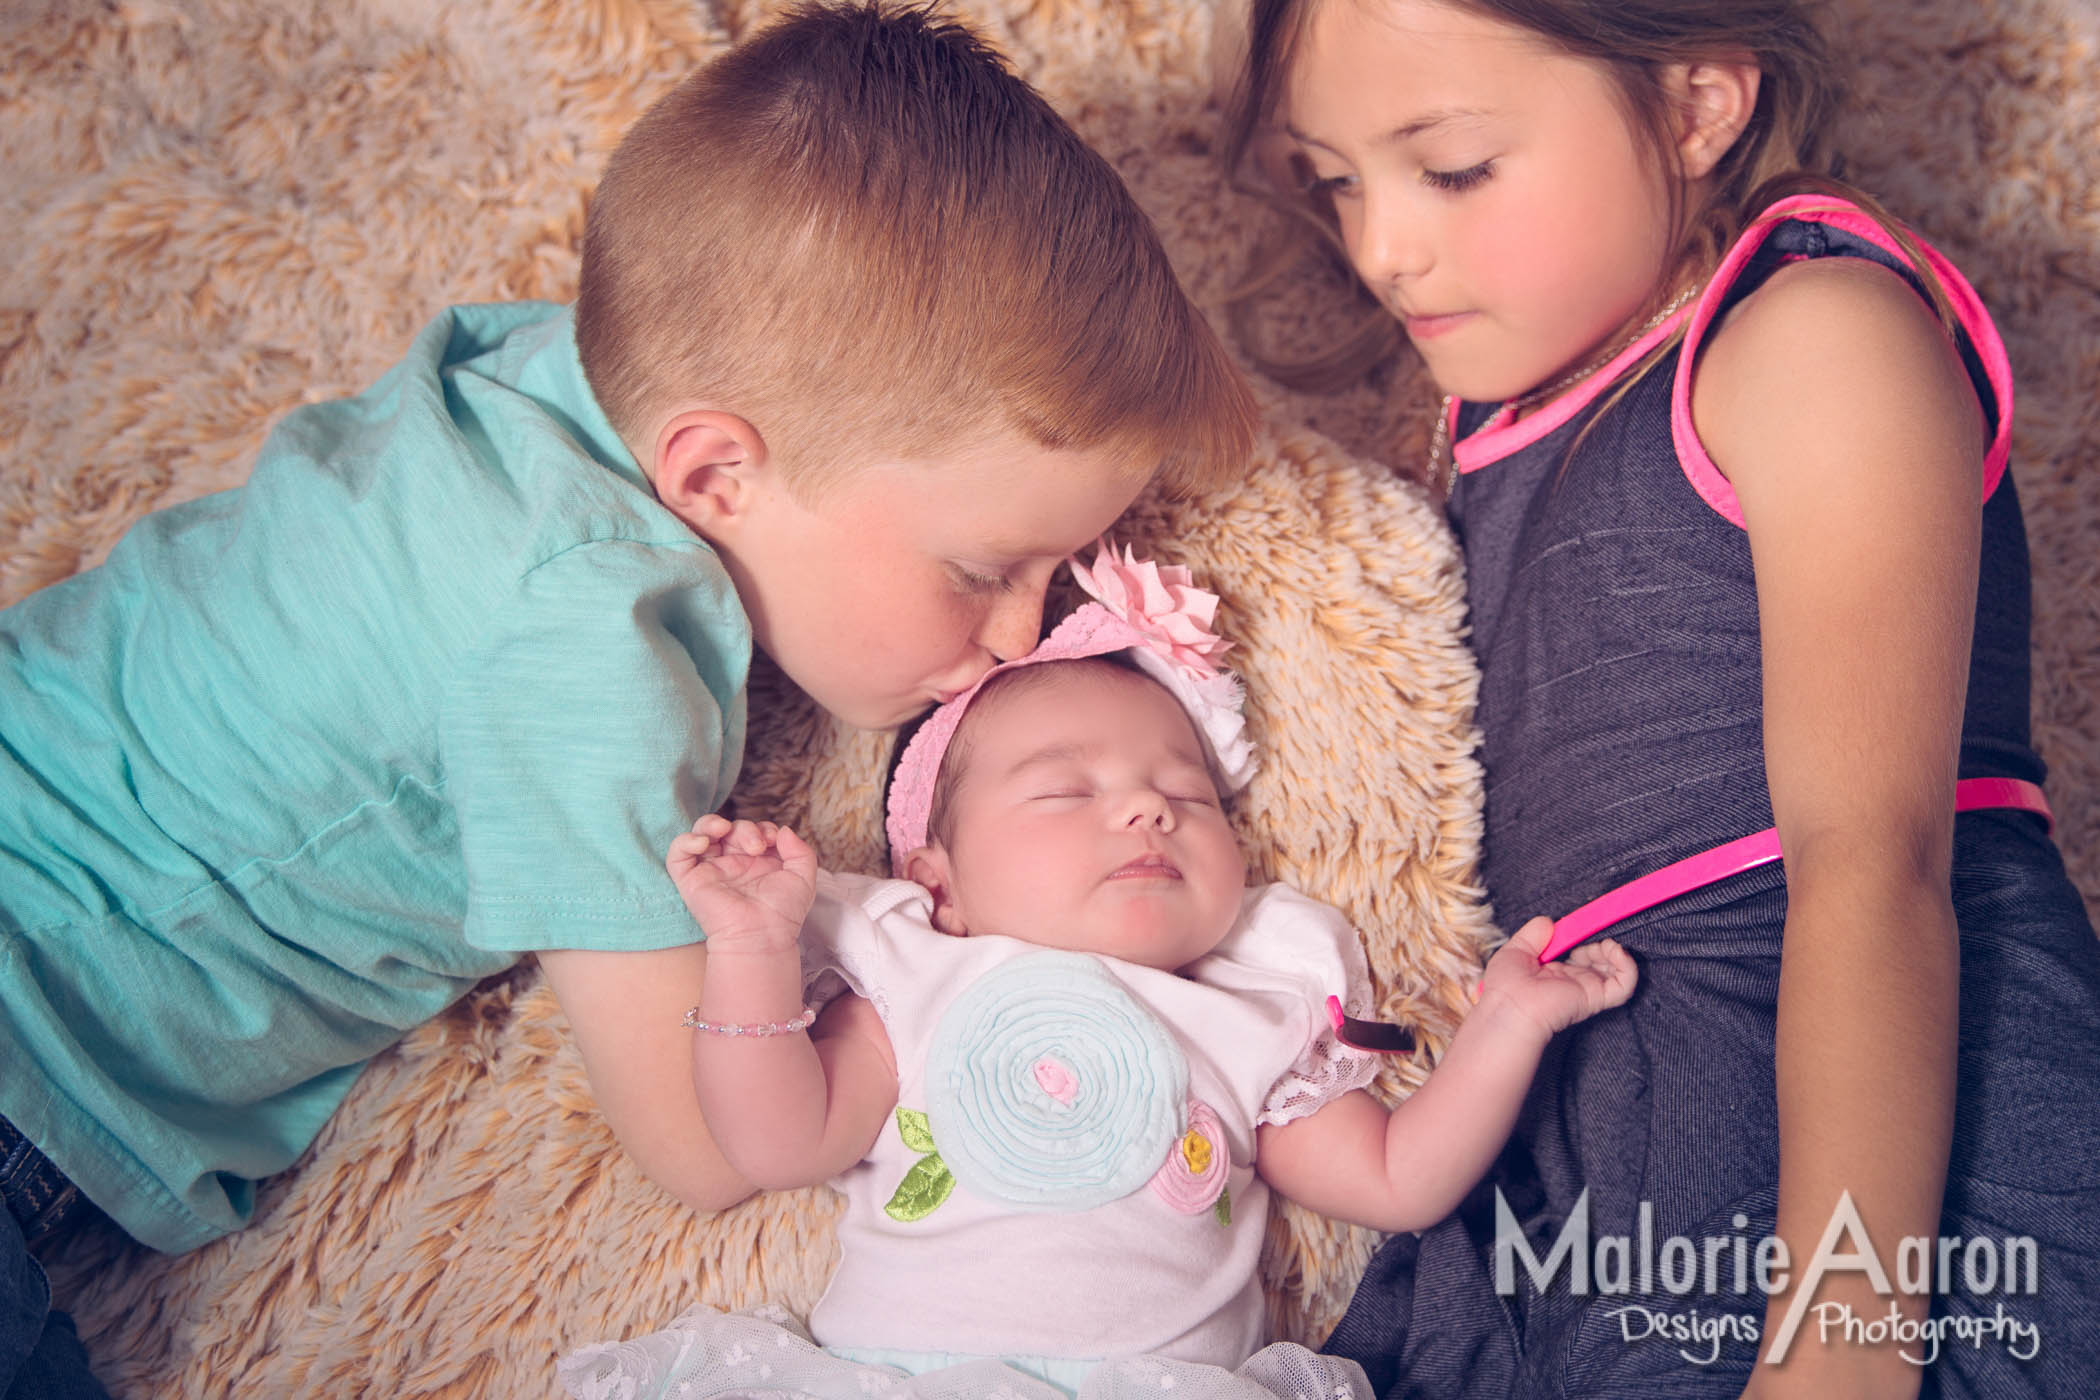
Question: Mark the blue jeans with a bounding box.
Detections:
[2,1115,112,1400]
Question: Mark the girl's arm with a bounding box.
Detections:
[1693,255,1983,1399]
[674,817,899,1190]
[1258,919,1633,1232]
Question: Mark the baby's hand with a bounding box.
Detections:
[666,815,818,952]
[1474,917,1637,1042]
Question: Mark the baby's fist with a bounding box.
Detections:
[666,814,818,950]
[1477,917,1638,1041]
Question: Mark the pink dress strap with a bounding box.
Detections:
[1668,193,2016,527]
[1535,776,2052,964]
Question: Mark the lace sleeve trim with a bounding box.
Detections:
[1257,1023,1382,1128]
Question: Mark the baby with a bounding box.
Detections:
[561,547,1637,1398]
[560,547,1634,1400]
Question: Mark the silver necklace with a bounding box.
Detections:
[1426,286,1697,502]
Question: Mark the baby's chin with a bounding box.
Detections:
[1061,897,1238,972]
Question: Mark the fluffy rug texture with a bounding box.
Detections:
[4,0,2096,1395]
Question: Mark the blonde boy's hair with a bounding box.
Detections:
[577,1,1256,498]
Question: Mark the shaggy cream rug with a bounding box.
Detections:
[4,1,2095,1396]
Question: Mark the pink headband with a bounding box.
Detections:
[884,541,1257,869]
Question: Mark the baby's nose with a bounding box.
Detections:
[1120,789,1173,829]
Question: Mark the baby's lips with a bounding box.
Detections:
[1108,854,1182,880]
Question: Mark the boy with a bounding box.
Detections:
[0,4,1255,1394]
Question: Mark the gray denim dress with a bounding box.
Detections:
[1324,207,2100,1399]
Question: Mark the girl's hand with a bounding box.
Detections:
[1474,916,1637,1042]
[666,815,818,952]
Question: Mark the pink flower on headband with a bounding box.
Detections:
[1070,542,1232,679]
[884,541,1256,870]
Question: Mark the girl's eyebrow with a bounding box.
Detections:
[1286,106,1493,150]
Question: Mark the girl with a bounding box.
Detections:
[1229,2,2100,1397]
[559,548,1636,1400]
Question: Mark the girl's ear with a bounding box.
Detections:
[903,845,971,937]
[650,409,769,540]
[1668,58,1762,182]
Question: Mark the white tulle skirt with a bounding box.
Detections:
[558,1303,1376,1400]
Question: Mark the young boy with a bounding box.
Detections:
[0,4,1255,1394]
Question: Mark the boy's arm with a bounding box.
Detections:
[1258,918,1633,1233]
[538,943,750,1212]
[540,921,899,1207]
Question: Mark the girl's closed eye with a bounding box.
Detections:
[1422,159,1495,194]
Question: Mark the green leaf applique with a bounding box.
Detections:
[895,1107,937,1155]
[884,1152,956,1222]
[883,1106,955,1222]
[1214,1186,1232,1227]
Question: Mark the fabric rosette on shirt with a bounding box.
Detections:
[922,951,1188,1211]
[1149,1097,1231,1218]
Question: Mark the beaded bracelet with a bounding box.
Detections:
[681,1005,818,1037]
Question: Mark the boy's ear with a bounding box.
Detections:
[902,845,971,938]
[650,409,768,537]
[1668,58,1762,182]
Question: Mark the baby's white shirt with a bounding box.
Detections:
[798,872,1383,1370]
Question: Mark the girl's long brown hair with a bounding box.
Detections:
[1224,0,1956,412]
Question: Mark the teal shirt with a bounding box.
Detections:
[0,302,750,1252]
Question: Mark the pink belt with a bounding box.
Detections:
[1535,776,2053,963]
[1327,777,2053,1055]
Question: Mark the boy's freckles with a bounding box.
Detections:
[714,434,1147,730]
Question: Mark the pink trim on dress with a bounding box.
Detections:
[1668,194,2016,528]
[1451,309,1694,474]
[1534,776,2052,964]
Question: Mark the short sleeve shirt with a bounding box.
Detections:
[0,302,750,1251]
